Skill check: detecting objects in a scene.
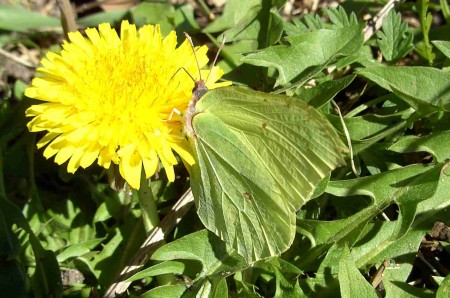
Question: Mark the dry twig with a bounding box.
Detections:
[104,189,195,297]
[363,0,403,42]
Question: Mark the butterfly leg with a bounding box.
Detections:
[168,108,182,121]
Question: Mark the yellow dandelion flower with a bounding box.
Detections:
[25,20,230,189]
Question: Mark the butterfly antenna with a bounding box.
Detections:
[205,34,227,84]
[184,32,202,81]
[169,67,196,85]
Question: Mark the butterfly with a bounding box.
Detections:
[183,34,348,262]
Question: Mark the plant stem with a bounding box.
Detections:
[137,172,159,236]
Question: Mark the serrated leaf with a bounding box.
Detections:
[190,87,347,262]
[357,66,450,110]
[242,25,364,87]
[298,164,440,272]
[324,164,449,276]
[283,7,357,38]
[376,10,414,62]
[338,246,379,298]
[326,7,359,29]
[283,18,309,36]
[303,14,326,31]
[284,13,324,36]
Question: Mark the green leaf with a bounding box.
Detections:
[441,0,450,23]
[242,25,364,87]
[204,0,284,46]
[77,10,128,27]
[326,6,359,29]
[326,99,414,155]
[295,75,356,108]
[90,214,145,286]
[203,0,285,88]
[389,130,450,163]
[152,230,247,276]
[335,164,447,276]
[0,196,62,297]
[255,258,303,297]
[283,18,309,36]
[57,238,105,262]
[190,87,347,262]
[131,2,176,35]
[416,0,435,64]
[235,278,263,297]
[0,4,59,31]
[219,4,261,41]
[126,261,186,282]
[432,40,450,59]
[357,66,450,110]
[151,230,246,297]
[376,10,414,63]
[173,4,200,33]
[0,200,25,297]
[338,246,379,298]
[437,274,450,298]
[283,6,357,35]
[138,285,187,298]
[297,164,439,271]
[302,14,326,31]
[384,279,435,298]
[204,0,261,35]
[327,108,412,141]
[14,80,28,101]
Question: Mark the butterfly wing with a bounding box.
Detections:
[190,87,347,262]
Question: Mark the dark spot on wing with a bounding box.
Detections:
[262,123,267,129]
[243,192,253,200]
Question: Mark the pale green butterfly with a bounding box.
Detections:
[184,34,348,263]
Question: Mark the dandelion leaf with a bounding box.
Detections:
[190,87,347,262]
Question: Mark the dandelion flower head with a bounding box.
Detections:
[25,20,230,189]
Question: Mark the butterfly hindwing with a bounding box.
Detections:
[191,111,293,261]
